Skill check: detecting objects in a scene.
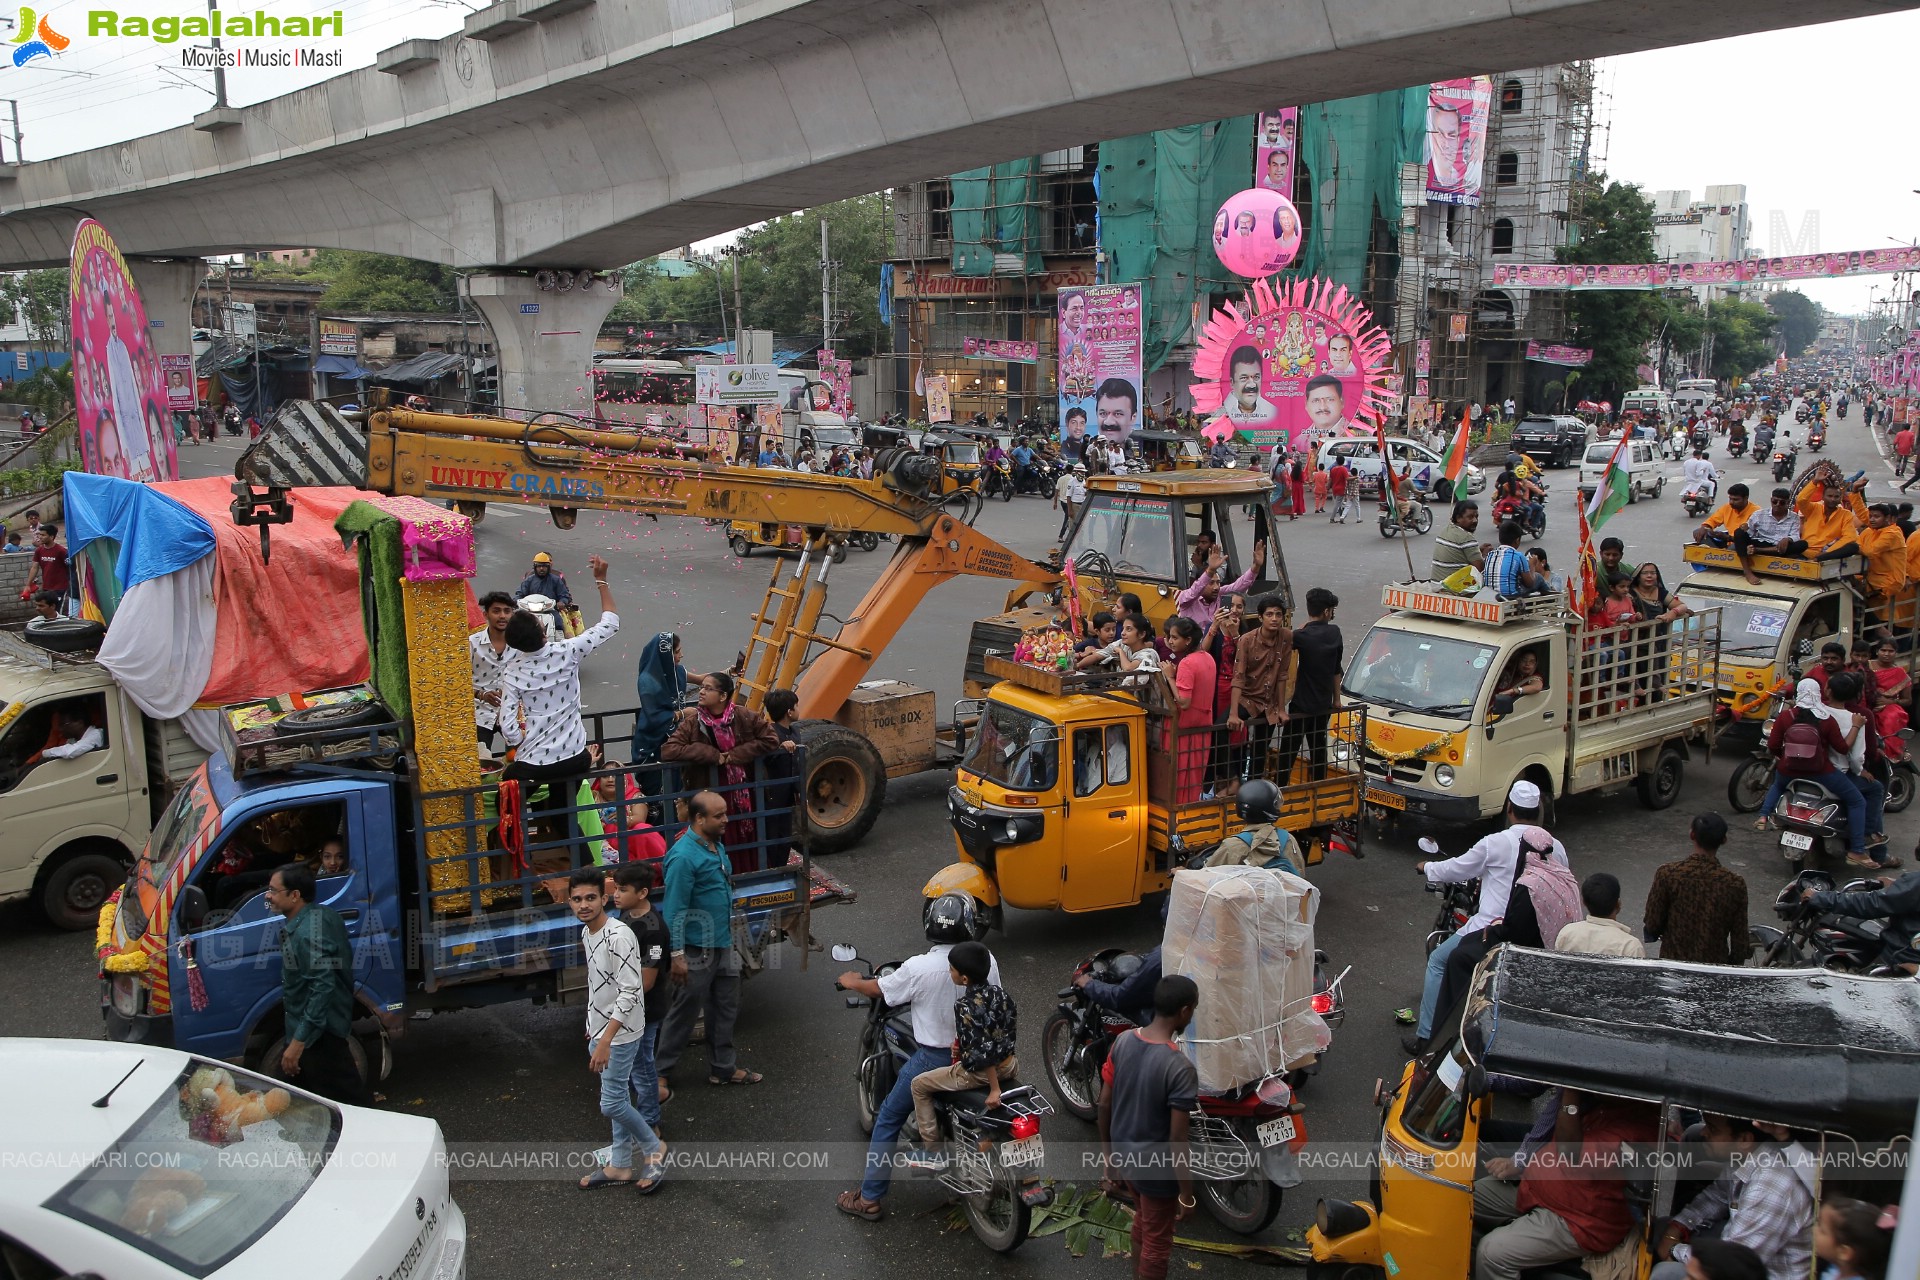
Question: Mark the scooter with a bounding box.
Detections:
[1795,403,1812,424]
[1808,424,1827,452]
[1681,474,1721,520]
[1772,446,1799,484]
[1038,948,1340,1235]
[1753,425,1775,457]
[1727,431,1748,459]
[833,943,1054,1253]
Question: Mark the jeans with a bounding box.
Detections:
[1417,930,1464,1040]
[861,1044,948,1203]
[655,944,741,1079]
[595,1035,664,1171]
[1760,767,1868,851]
[627,1021,662,1128]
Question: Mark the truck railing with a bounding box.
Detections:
[1572,607,1723,727]
[408,706,834,991]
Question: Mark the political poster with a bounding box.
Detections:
[925,375,952,424]
[1424,77,1491,207]
[1524,341,1593,368]
[816,349,853,417]
[68,218,177,483]
[1492,245,1920,289]
[1255,108,1298,199]
[961,336,1039,364]
[160,354,195,411]
[1057,283,1144,451]
[1190,276,1395,454]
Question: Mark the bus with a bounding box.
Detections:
[1672,378,1718,417]
[591,358,696,430]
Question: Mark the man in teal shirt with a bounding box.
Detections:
[655,791,762,1088]
[267,862,363,1103]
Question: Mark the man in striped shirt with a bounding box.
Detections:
[570,868,665,1192]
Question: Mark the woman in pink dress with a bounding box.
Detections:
[1868,637,1911,741]
[1289,455,1307,517]
[1164,616,1217,805]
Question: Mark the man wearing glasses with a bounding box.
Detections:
[266,862,365,1103]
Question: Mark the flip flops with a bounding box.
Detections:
[709,1068,763,1086]
[579,1168,637,1191]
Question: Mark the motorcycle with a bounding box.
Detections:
[833,943,1054,1253]
[1753,425,1775,457]
[1378,497,1434,539]
[222,409,243,437]
[1418,838,1478,953]
[1490,491,1546,540]
[1772,446,1799,484]
[1039,947,1342,1235]
[1727,431,1747,459]
[1808,425,1827,452]
[983,457,1016,502]
[1680,473,1721,520]
[1749,871,1911,972]
[1795,403,1812,424]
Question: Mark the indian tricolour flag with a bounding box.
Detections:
[1440,407,1471,492]
[1584,432,1632,530]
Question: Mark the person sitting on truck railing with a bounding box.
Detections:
[1693,483,1756,547]
[515,552,573,607]
[1076,614,1162,689]
[1430,500,1488,585]
[1732,488,1807,586]
[1796,476,1867,561]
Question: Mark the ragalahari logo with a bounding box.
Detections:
[11,7,70,66]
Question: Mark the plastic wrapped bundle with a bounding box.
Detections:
[1161,865,1329,1092]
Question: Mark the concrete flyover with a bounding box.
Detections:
[2,0,1912,273]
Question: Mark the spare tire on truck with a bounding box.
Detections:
[792,721,886,854]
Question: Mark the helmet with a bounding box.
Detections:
[923,891,983,944]
[1236,778,1282,825]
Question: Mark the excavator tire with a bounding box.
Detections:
[792,721,887,855]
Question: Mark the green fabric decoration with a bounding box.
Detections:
[333,500,412,720]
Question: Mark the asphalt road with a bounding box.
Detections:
[3,401,1906,1279]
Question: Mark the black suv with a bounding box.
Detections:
[1508,414,1590,468]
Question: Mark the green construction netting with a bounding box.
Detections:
[950,159,1045,277]
[1096,90,1424,372]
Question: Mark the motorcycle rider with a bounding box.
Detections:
[1405,779,1568,1056]
[834,892,999,1223]
[1010,437,1037,493]
[1800,870,1920,973]
[1681,449,1719,507]
[1205,779,1303,874]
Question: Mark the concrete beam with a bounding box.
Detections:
[0,0,1911,270]
[377,39,442,75]
[466,272,621,418]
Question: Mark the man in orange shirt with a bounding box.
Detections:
[1691,482,1756,547]
[1858,503,1908,604]
[1795,476,1866,560]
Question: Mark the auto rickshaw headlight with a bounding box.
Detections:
[1004,820,1021,842]
[1434,765,1456,788]
[1316,1198,1371,1240]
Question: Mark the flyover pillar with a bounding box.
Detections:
[125,256,205,369]
[466,272,621,419]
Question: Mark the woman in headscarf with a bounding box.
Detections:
[1754,679,1868,862]
[661,671,781,873]
[631,632,687,764]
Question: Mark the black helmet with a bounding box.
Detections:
[923,891,982,944]
[1236,778,1282,824]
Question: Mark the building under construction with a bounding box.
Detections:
[884,62,1601,427]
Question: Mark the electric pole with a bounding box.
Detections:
[207,0,228,108]
[820,219,833,352]
[731,249,742,355]
[4,100,20,165]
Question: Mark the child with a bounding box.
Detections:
[2,532,21,553]
[592,766,667,865]
[611,861,673,1134]
[316,838,349,877]
[762,688,800,856]
[1813,1196,1892,1280]
[1311,462,1330,513]
[906,940,1017,1171]
[1076,611,1118,656]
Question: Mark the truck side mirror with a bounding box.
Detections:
[179,885,210,933]
[1490,694,1516,719]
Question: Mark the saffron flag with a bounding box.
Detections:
[1584,431,1632,530]
[1574,490,1600,620]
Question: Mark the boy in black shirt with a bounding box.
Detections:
[906,940,1017,1171]
[1276,587,1343,782]
[612,861,673,1133]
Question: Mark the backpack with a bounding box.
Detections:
[1780,714,1826,765]
[1513,833,1582,949]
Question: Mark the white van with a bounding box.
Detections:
[1315,436,1484,498]
[1577,437,1663,504]
[1620,386,1672,423]
[1672,379,1717,417]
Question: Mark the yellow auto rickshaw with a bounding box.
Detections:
[725,521,879,561]
[920,430,986,495]
[1129,429,1204,472]
[1308,946,1920,1279]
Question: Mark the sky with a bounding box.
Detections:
[10,2,1918,317]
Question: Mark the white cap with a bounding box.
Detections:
[1508,779,1542,809]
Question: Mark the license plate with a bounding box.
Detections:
[1000,1135,1044,1168]
[1256,1115,1298,1147]
[1369,788,1407,812]
[1780,830,1814,851]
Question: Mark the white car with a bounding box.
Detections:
[1314,436,1485,498]
[0,1040,466,1280]
[1576,437,1663,503]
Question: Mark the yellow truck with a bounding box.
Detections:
[1345,584,1721,825]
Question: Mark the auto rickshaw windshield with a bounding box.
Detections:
[961,701,1060,792]
[1064,492,1178,581]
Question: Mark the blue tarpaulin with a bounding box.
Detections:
[313,354,375,380]
[62,472,216,591]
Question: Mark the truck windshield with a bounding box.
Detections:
[1345,629,1499,715]
[1064,492,1177,581]
[50,1057,340,1276]
[960,701,1060,792]
[145,772,221,892]
[1676,588,1789,657]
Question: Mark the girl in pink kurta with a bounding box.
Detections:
[1165,617,1217,805]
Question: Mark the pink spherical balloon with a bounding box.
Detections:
[1211,188,1303,278]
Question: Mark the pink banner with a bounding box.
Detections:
[160,353,195,411]
[1524,341,1592,367]
[1424,77,1491,208]
[816,348,852,417]
[69,218,179,483]
[1255,108,1297,200]
[960,336,1040,364]
[1494,246,1920,289]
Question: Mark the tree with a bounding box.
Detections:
[1651,293,1705,383]
[0,269,70,353]
[1704,299,1777,380]
[1558,178,1660,404]
[1764,290,1822,359]
[312,250,460,312]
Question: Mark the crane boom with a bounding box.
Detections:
[236,402,1059,717]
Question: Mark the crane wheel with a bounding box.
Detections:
[792,721,887,854]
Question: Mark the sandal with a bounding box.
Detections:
[1753,817,1776,831]
[579,1168,638,1191]
[1846,853,1881,868]
[710,1068,764,1086]
[836,1190,884,1222]
[635,1147,668,1195]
